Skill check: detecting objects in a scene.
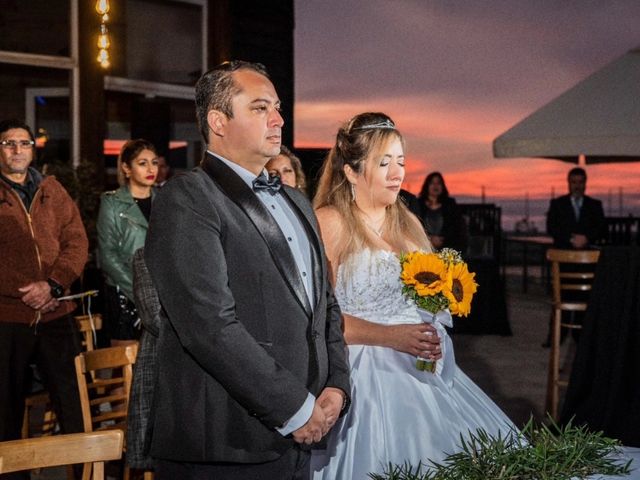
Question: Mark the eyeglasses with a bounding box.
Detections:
[0,140,35,150]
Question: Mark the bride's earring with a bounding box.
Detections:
[350,183,356,202]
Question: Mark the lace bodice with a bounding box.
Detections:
[335,249,421,325]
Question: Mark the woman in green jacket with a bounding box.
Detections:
[97,139,158,345]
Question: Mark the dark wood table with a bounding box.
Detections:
[451,257,512,336]
[561,246,640,447]
[504,235,553,292]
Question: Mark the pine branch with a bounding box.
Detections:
[370,416,631,480]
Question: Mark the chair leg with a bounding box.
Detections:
[545,310,554,415]
[545,346,555,417]
[92,461,105,480]
[66,464,75,480]
[82,462,92,480]
[548,309,562,420]
[21,404,30,439]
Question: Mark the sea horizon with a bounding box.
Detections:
[450,194,640,232]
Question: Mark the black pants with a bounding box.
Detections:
[0,316,84,478]
[155,448,310,480]
[0,315,84,479]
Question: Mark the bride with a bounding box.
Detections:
[310,112,516,479]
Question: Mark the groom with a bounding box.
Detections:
[144,61,351,479]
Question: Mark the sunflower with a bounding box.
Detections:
[443,261,478,317]
[400,252,450,297]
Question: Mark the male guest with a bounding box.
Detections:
[145,61,350,479]
[543,167,605,347]
[0,120,88,466]
[154,155,171,187]
[546,167,605,248]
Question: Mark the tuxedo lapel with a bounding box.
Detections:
[280,188,324,311]
[200,154,313,317]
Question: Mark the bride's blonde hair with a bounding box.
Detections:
[314,112,430,264]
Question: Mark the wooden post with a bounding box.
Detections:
[78,0,107,188]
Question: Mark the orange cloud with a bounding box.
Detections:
[295,96,640,215]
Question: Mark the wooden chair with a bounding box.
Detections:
[76,313,103,352]
[545,248,600,420]
[75,344,139,480]
[0,430,123,479]
[21,391,57,439]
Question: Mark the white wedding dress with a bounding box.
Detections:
[311,249,517,480]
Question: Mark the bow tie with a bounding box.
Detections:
[252,174,282,195]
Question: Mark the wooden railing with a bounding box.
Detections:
[459,203,502,260]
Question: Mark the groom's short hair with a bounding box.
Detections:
[195,60,269,143]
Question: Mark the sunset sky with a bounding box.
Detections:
[293,1,640,228]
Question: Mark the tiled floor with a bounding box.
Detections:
[454,271,556,426]
[454,270,582,428]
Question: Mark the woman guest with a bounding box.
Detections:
[310,113,514,479]
[265,145,307,195]
[97,139,158,346]
[416,171,467,251]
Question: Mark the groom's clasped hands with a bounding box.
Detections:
[292,387,345,445]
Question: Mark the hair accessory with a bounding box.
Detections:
[352,119,396,131]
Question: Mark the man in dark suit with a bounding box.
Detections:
[546,167,605,248]
[543,167,605,347]
[144,61,350,479]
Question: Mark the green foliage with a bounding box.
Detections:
[369,417,632,480]
[402,285,449,314]
[43,158,79,199]
[43,157,101,251]
[74,156,101,251]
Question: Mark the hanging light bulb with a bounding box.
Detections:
[97,25,110,49]
[97,49,108,63]
[97,49,110,69]
[97,32,110,49]
[95,0,112,69]
[95,0,110,16]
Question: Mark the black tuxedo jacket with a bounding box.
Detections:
[144,153,350,463]
[546,194,605,248]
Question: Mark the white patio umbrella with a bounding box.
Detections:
[493,47,640,164]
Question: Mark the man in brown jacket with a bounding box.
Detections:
[0,119,88,459]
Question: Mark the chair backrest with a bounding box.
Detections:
[75,314,103,352]
[0,430,123,479]
[546,249,600,307]
[75,344,139,433]
[21,391,57,439]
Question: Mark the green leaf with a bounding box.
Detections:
[369,415,631,480]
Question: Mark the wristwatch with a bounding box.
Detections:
[47,278,64,299]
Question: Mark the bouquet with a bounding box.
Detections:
[400,248,478,372]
